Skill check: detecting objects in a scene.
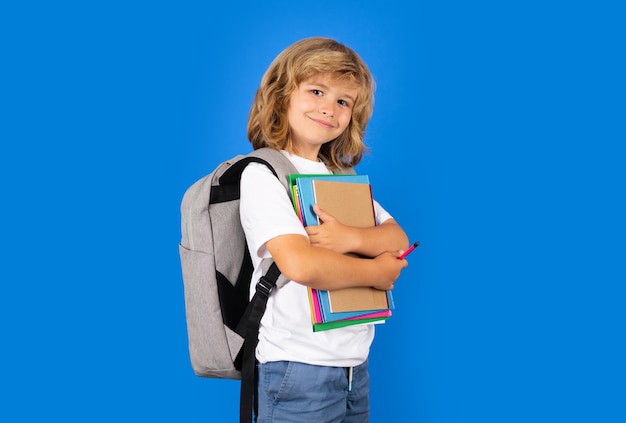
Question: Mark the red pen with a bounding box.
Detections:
[398,241,420,260]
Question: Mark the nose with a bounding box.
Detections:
[319,100,335,117]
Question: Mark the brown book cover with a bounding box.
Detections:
[312,180,390,313]
[312,180,375,228]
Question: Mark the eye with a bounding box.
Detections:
[311,89,323,96]
[338,99,350,107]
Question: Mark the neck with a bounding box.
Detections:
[290,145,321,162]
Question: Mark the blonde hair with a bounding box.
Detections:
[247,37,375,170]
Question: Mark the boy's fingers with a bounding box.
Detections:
[313,204,333,222]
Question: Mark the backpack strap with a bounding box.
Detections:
[236,261,281,423]
[228,148,296,423]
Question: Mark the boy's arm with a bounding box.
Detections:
[306,204,409,257]
[347,218,410,256]
[266,233,407,291]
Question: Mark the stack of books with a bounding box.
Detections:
[289,173,395,332]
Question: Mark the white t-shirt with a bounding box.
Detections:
[239,150,393,367]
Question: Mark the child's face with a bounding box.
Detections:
[287,73,359,157]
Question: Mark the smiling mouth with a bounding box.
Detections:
[310,117,335,128]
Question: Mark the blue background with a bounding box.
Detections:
[1,1,624,422]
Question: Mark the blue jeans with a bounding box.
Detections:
[255,360,370,423]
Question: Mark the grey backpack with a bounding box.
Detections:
[179,147,297,423]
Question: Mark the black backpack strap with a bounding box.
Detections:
[228,149,297,422]
[236,261,281,423]
[211,157,279,204]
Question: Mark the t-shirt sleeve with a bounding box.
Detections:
[240,162,307,259]
[373,199,393,225]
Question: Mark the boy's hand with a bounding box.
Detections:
[371,250,408,291]
[305,204,354,254]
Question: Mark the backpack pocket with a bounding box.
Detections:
[179,244,243,379]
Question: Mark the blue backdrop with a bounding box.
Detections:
[2,1,624,422]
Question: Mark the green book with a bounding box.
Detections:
[312,317,389,332]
